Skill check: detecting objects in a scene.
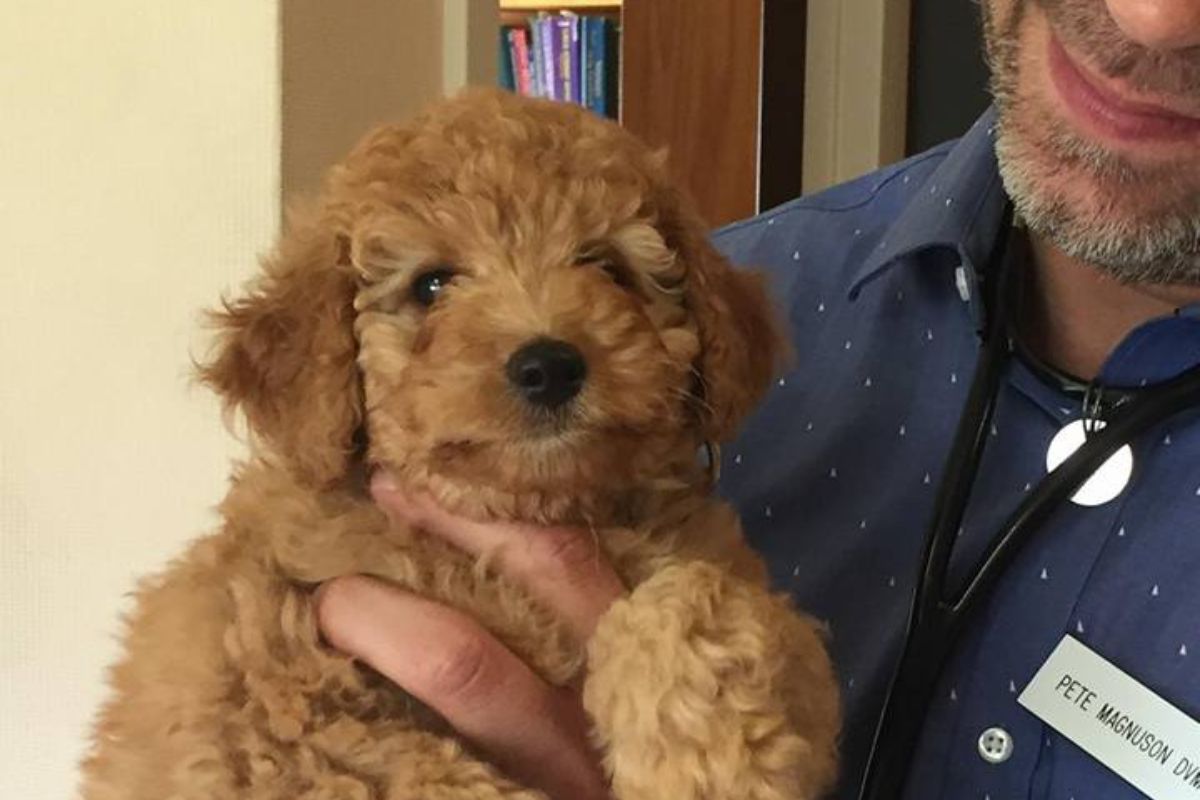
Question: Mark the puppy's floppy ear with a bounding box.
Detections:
[664,200,787,443]
[198,211,361,488]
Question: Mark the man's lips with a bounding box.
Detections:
[1047,33,1200,142]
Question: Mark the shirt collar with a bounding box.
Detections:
[1009,303,1200,421]
[844,106,1200,384]
[849,107,1009,332]
[1100,303,1200,387]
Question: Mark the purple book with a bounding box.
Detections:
[564,13,581,104]
[528,18,544,97]
[553,14,580,104]
[537,15,558,100]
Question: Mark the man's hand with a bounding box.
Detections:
[315,472,626,800]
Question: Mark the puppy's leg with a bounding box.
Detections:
[583,561,840,800]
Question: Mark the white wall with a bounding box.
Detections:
[0,2,280,798]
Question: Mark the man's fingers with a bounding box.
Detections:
[371,473,625,641]
[316,575,609,800]
[316,575,526,727]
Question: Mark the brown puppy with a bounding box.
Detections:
[79,88,840,800]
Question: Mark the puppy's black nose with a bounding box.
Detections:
[506,338,587,409]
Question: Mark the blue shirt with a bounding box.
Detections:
[714,108,1200,800]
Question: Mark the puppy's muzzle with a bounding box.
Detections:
[506,338,587,410]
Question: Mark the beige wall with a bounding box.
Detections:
[0,3,502,797]
[281,0,498,199]
[0,2,280,798]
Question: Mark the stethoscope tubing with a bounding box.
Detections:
[856,214,1200,800]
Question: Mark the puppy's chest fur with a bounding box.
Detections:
[215,462,756,727]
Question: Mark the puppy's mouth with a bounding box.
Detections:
[425,419,656,477]
[429,423,591,461]
[421,429,585,495]
[516,403,584,439]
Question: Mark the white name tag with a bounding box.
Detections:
[1019,635,1200,799]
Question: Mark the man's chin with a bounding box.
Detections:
[1000,109,1200,279]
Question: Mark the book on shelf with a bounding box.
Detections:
[506,26,532,96]
[527,17,543,97]
[537,14,558,100]
[498,27,516,91]
[581,15,611,116]
[498,11,617,118]
[554,13,580,104]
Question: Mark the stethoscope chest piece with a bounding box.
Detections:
[1045,419,1134,507]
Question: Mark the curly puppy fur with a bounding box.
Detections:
[79,88,840,800]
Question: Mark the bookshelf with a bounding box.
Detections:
[500,0,619,9]
[499,4,620,122]
[497,0,808,228]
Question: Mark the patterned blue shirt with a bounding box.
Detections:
[715,108,1200,800]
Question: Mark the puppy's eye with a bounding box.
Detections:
[411,268,457,307]
[575,245,633,289]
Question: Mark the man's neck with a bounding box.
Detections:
[1019,233,1200,380]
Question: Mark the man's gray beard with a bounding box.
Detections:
[983,1,1200,286]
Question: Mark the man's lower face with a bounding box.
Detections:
[984,0,1200,285]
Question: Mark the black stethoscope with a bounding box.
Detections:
[856,204,1200,800]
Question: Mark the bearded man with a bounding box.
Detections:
[315,2,1200,798]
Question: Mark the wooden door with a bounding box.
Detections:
[620,0,764,227]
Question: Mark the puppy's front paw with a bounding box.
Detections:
[582,561,839,800]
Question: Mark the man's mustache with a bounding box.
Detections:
[1037,0,1200,102]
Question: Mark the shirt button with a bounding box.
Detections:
[954,264,972,302]
[978,727,1014,764]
